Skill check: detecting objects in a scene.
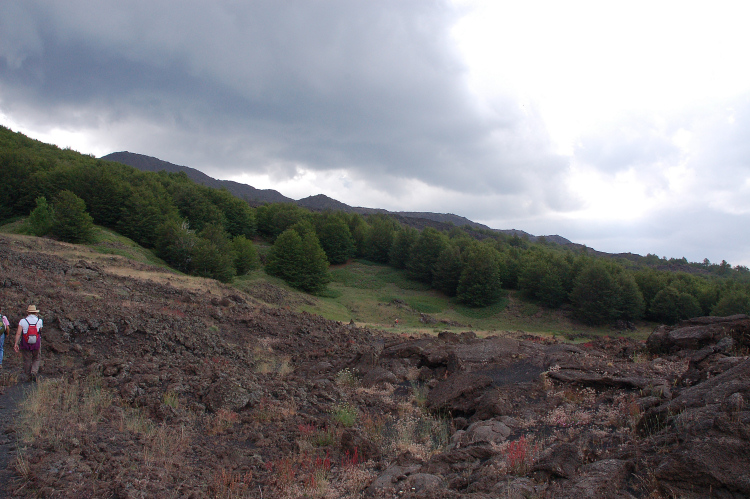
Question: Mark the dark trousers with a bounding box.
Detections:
[21,348,41,377]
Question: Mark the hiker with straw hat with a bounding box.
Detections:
[15,304,43,382]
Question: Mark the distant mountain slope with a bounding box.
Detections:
[102,151,572,246]
[296,194,357,212]
[102,152,294,204]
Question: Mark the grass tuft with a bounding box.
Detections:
[332,402,359,428]
[18,376,112,449]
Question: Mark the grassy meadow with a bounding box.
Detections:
[238,258,654,341]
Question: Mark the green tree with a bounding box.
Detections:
[155,218,198,272]
[711,289,750,316]
[256,203,311,240]
[347,214,370,258]
[617,272,646,321]
[117,184,178,247]
[389,226,418,269]
[456,245,503,307]
[432,245,463,296]
[297,231,331,293]
[266,229,304,285]
[266,228,330,292]
[634,269,668,313]
[207,188,256,237]
[50,190,95,243]
[71,162,132,228]
[406,227,447,284]
[569,263,621,325]
[366,215,398,263]
[649,286,702,325]
[232,235,260,275]
[289,219,317,238]
[518,255,567,307]
[317,215,355,264]
[190,224,236,283]
[676,292,703,321]
[497,248,522,289]
[26,196,54,236]
[170,182,224,233]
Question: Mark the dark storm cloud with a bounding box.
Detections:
[0,0,571,211]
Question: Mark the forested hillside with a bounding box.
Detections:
[2,125,749,325]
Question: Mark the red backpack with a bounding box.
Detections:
[23,319,40,349]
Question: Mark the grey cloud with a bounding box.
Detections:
[0,0,571,210]
[574,115,683,175]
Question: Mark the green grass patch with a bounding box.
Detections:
[330,267,384,289]
[314,287,342,299]
[376,267,432,291]
[519,302,540,316]
[375,294,445,313]
[0,217,28,234]
[87,227,167,266]
[403,295,446,314]
[453,295,509,319]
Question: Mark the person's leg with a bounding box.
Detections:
[0,333,4,367]
[30,349,41,380]
[22,350,32,380]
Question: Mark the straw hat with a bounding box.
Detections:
[27,305,39,314]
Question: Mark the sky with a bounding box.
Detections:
[1,0,749,265]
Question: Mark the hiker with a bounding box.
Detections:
[14,305,43,382]
[0,306,9,369]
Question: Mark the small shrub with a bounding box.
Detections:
[207,409,239,436]
[335,368,360,387]
[361,412,387,443]
[265,456,297,491]
[13,449,31,484]
[307,425,337,447]
[143,423,188,469]
[382,411,450,460]
[209,469,254,499]
[163,390,180,408]
[121,407,156,436]
[341,447,362,468]
[409,380,428,408]
[504,436,538,475]
[332,403,358,428]
[303,452,332,495]
[253,350,293,377]
[631,351,650,364]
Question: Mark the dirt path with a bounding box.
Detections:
[0,381,26,498]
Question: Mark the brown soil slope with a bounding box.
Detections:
[0,234,748,498]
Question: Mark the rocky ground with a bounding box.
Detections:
[0,233,748,498]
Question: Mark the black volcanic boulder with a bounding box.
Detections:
[532,442,582,479]
[203,379,259,412]
[637,358,750,498]
[550,459,634,499]
[426,372,493,416]
[646,315,750,354]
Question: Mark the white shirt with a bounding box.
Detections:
[20,315,43,333]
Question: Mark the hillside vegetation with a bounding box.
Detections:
[2,125,750,331]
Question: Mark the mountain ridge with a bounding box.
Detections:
[102,151,572,245]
